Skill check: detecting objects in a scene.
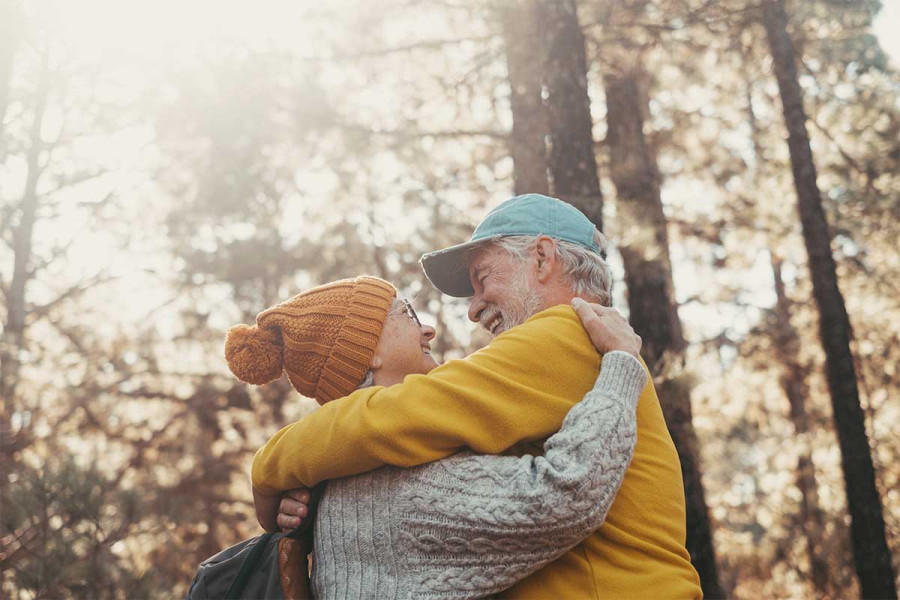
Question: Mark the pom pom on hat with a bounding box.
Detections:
[224,324,284,385]
[223,276,397,404]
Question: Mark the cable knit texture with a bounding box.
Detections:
[311,351,646,599]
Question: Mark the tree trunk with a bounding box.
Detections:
[498,0,549,196]
[536,0,603,229]
[761,1,897,596]
[771,254,831,596]
[1,52,48,404]
[0,51,48,459]
[745,61,834,595]
[605,63,724,599]
[0,0,24,154]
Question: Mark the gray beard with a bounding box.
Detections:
[482,268,544,336]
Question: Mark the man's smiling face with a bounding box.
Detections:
[466,244,543,336]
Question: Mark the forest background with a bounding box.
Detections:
[1,0,899,598]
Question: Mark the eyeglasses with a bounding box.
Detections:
[399,298,422,328]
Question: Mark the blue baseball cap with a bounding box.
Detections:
[420,194,601,297]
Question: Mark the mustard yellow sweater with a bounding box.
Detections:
[253,305,702,599]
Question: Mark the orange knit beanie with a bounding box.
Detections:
[224,276,397,405]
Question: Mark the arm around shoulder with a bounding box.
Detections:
[396,351,647,598]
[252,306,603,491]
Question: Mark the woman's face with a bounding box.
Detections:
[371,298,439,386]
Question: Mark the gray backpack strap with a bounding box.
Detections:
[187,485,325,600]
[225,532,276,599]
[186,533,283,600]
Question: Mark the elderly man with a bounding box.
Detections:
[252,194,702,598]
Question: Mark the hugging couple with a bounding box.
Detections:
[223,194,702,599]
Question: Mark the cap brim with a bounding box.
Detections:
[420,236,499,297]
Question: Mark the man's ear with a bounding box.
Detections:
[533,236,558,283]
[369,355,383,371]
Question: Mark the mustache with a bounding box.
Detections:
[479,305,501,332]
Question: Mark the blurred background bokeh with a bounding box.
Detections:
[1,0,898,597]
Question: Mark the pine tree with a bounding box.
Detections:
[604,59,724,598]
[498,0,549,195]
[761,0,897,596]
[537,0,603,228]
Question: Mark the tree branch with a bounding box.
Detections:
[340,122,507,140]
[299,34,496,61]
[37,170,109,199]
[26,273,119,322]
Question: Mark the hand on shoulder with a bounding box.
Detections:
[571,298,642,360]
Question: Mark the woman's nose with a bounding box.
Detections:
[421,324,436,341]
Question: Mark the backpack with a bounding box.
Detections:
[187,489,320,600]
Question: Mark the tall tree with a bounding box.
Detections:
[604,60,724,598]
[0,48,49,437]
[743,57,833,594]
[498,0,549,195]
[537,0,603,228]
[769,254,830,595]
[0,0,23,157]
[760,0,897,596]
[0,21,181,596]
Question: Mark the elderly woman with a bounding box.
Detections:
[225,276,645,599]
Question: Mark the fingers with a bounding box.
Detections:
[277,496,308,533]
[572,298,642,358]
[573,298,626,330]
[572,297,622,318]
[572,297,602,326]
[277,512,303,532]
[595,305,617,318]
[284,488,310,503]
[279,497,308,518]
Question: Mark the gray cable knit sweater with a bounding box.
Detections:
[311,351,647,600]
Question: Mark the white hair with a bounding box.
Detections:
[357,370,376,389]
[493,230,613,306]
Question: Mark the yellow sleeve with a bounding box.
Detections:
[251,305,602,494]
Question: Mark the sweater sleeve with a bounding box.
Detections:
[252,305,607,494]
[394,351,646,599]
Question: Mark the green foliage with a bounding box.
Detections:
[2,457,153,599]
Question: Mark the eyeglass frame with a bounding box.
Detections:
[396,298,422,329]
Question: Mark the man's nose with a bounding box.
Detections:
[468,295,485,323]
[421,324,436,341]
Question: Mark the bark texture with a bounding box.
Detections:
[762,1,897,596]
[1,51,49,457]
[537,0,603,229]
[499,0,550,195]
[605,64,724,599]
[771,255,831,597]
[746,67,833,596]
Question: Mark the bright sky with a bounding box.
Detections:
[873,0,900,68]
[11,0,900,348]
[45,0,900,63]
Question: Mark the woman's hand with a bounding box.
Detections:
[572,298,642,360]
[253,486,282,533]
[276,488,310,533]
[253,487,311,533]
